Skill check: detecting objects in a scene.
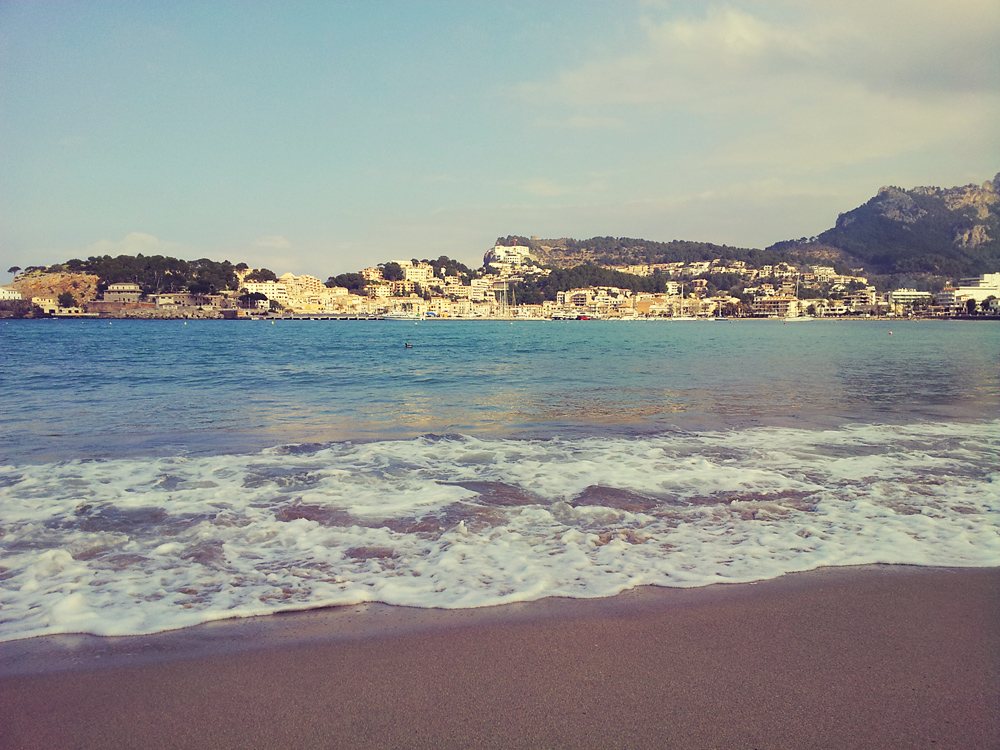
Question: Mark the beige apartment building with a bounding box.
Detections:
[102,282,143,303]
[751,296,800,317]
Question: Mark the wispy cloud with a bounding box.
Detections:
[522,2,1000,104]
[254,235,292,249]
[514,2,1000,172]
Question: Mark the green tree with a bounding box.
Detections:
[57,291,78,308]
[7,266,20,276]
[188,279,213,295]
[702,272,743,295]
[965,298,978,315]
[0,300,37,318]
[424,255,472,278]
[50,254,236,294]
[246,268,277,282]
[238,290,268,309]
[327,273,366,293]
[381,262,405,281]
[509,282,544,305]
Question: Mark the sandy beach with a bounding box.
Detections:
[1,565,997,749]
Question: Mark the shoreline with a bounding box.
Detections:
[2,565,997,748]
[4,313,998,322]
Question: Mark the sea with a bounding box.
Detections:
[1,318,998,642]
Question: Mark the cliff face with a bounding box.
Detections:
[531,239,614,267]
[773,173,1000,277]
[11,272,101,304]
[899,175,1000,245]
[941,176,1000,224]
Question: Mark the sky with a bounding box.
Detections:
[2,1,998,278]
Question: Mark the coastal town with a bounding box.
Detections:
[2,241,999,321]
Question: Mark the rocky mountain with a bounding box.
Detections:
[502,174,1000,282]
[771,173,1000,278]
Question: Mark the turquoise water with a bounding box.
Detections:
[1,319,998,641]
[2,318,997,462]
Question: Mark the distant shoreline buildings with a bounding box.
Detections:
[2,244,999,320]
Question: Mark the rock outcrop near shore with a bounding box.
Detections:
[11,271,100,304]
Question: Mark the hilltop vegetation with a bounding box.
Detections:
[498,235,797,269]
[43,255,239,294]
[770,174,1000,278]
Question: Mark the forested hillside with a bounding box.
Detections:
[772,174,1000,278]
[502,236,796,269]
[44,255,240,294]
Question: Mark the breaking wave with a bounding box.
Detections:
[1,420,998,641]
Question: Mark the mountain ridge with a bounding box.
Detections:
[506,173,1000,281]
[803,172,1000,277]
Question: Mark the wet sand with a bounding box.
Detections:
[1,565,997,749]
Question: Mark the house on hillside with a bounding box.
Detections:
[102,282,142,303]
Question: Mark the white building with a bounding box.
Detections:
[954,273,1000,303]
[810,266,838,282]
[683,261,713,277]
[935,274,1000,310]
[276,273,326,309]
[751,296,801,317]
[396,261,435,284]
[0,287,23,301]
[242,281,289,307]
[844,287,880,314]
[439,276,471,299]
[556,287,633,315]
[888,289,934,307]
[468,277,494,302]
[32,297,59,314]
[484,244,533,272]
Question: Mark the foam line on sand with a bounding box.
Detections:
[1,565,998,749]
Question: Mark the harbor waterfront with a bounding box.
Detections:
[5,3,999,744]
[1,318,998,643]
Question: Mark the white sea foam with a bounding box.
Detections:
[1,420,998,641]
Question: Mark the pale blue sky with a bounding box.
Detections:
[2,1,998,276]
